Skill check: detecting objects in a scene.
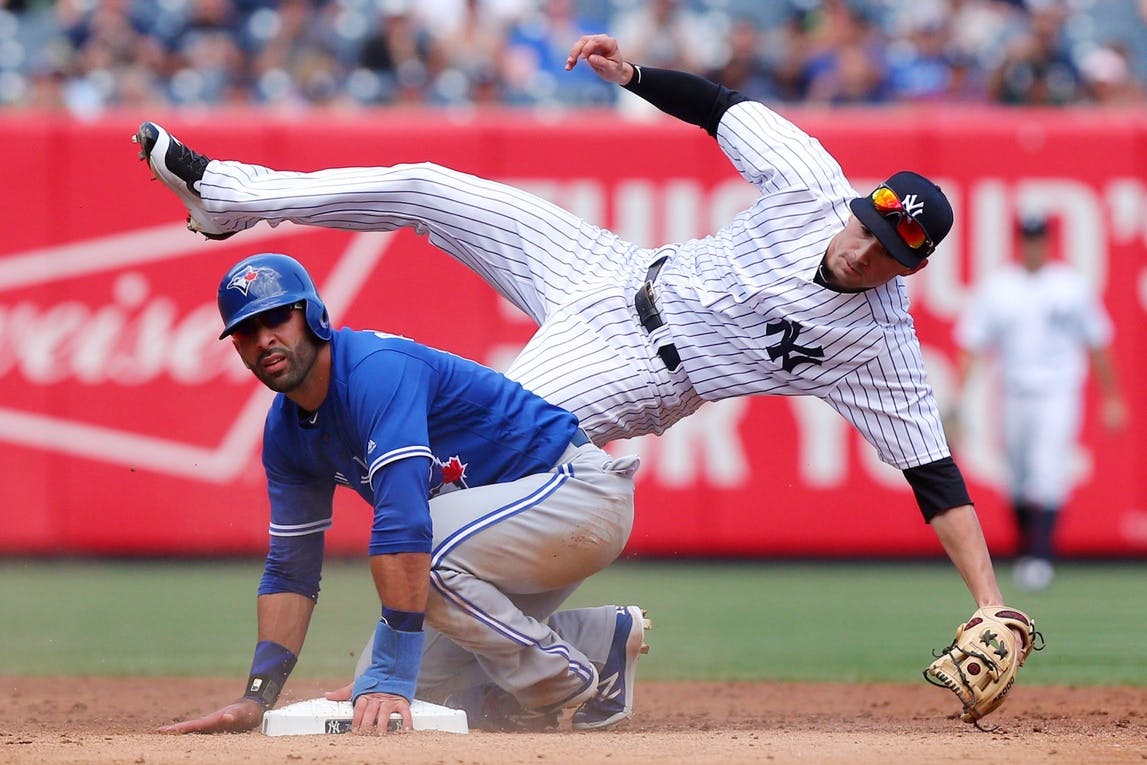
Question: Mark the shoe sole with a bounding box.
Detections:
[131,123,235,241]
[572,606,651,731]
[1013,559,1054,591]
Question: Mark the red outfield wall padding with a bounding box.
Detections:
[0,108,1142,557]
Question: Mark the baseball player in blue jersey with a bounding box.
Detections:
[137,34,1036,719]
[157,253,648,735]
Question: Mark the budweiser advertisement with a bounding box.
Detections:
[0,110,1142,557]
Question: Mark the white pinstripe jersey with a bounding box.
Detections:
[196,100,950,470]
[652,101,951,469]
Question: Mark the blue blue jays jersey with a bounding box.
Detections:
[258,329,579,598]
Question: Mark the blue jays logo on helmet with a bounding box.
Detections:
[217,253,332,341]
[226,266,263,296]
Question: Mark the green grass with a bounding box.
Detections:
[1,559,1144,686]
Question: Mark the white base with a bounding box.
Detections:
[261,697,469,736]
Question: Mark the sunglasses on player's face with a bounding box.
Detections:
[870,185,934,254]
[231,303,303,338]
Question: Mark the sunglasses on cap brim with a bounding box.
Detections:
[870,185,934,255]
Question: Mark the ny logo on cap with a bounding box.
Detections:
[899,194,926,217]
[901,194,925,217]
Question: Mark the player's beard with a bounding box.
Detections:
[251,336,321,393]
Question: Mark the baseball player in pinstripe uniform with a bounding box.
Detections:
[136,35,1026,660]
[952,215,1126,590]
[158,253,649,735]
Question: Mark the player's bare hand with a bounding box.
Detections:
[565,34,632,84]
[157,699,264,734]
[323,682,353,702]
[352,691,411,734]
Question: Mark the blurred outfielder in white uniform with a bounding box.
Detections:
[953,215,1126,590]
[136,36,1021,631]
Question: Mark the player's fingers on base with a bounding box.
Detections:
[353,698,394,734]
[351,699,372,732]
[356,706,387,734]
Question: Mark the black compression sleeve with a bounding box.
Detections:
[902,456,973,522]
[622,65,747,137]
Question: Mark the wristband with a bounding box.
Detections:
[382,606,425,632]
[243,640,297,709]
[352,617,425,704]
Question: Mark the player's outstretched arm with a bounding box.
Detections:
[928,504,1005,607]
[157,699,264,734]
[565,34,634,85]
[158,593,314,734]
[567,35,739,138]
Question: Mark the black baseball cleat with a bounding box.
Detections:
[443,684,560,732]
[132,121,236,241]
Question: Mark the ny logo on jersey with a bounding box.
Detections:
[901,194,925,217]
[766,319,825,372]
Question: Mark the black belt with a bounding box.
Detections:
[634,256,681,371]
[570,428,591,448]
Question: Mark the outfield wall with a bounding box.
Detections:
[0,107,1143,558]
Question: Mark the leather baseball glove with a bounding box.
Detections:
[923,606,1043,730]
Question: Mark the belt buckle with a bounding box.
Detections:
[632,261,681,373]
[635,281,660,331]
[641,281,656,315]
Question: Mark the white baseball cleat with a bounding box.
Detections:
[1014,557,1055,591]
[571,605,651,731]
[133,121,236,241]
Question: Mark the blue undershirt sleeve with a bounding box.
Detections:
[259,531,326,599]
[258,476,334,599]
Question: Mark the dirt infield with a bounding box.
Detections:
[4,677,1145,764]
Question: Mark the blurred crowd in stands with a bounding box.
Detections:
[2,0,1145,114]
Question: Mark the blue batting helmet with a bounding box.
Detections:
[217,253,331,341]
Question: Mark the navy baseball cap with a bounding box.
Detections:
[849,171,954,268]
